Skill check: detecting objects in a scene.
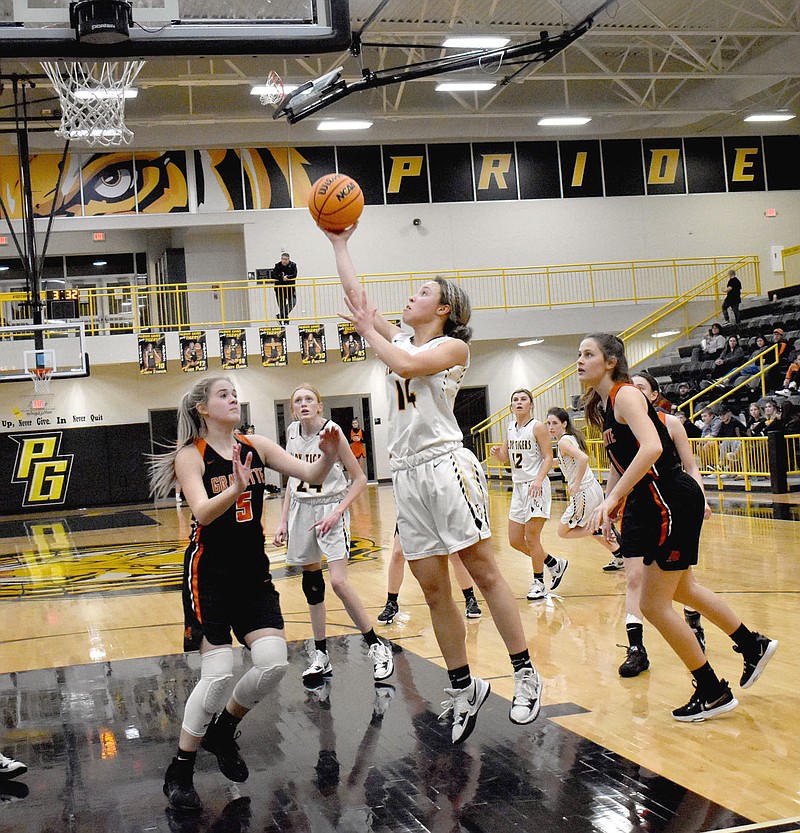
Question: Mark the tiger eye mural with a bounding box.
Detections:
[195,147,294,211]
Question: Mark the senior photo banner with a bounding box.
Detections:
[299,324,326,365]
[260,326,287,367]
[219,329,247,370]
[138,334,166,375]
[338,323,366,363]
[179,331,208,372]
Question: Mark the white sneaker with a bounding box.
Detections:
[526,577,547,600]
[547,557,569,591]
[509,667,542,725]
[440,676,491,744]
[602,556,624,572]
[368,641,394,681]
[0,754,27,780]
[302,649,333,684]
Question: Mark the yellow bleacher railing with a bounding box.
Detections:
[0,254,756,337]
[471,256,759,464]
[786,433,800,475]
[781,245,800,288]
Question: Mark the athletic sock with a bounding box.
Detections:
[509,649,533,672]
[387,592,399,604]
[447,665,471,690]
[626,621,644,649]
[533,572,544,582]
[728,623,758,656]
[691,661,721,696]
[543,555,558,568]
[362,629,379,647]
[462,587,476,601]
[175,749,197,767]
[314,639,327,654]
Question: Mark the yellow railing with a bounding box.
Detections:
[0,255,757,336]
[680,344,780,420]
[787,433,800,475]
[471,256,759,462]
[781,245,800,288]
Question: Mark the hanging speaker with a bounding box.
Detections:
[70,0,133,45]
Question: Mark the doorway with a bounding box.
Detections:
[454,386,488,454]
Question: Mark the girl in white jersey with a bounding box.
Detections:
[490,389,567,600]
[545,407,622,563]
[274,385,394,686]
[322,223,541,745]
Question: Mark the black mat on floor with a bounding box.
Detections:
[0,636,750,833]
[0,510,159,539]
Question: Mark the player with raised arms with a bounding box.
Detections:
[322,222,541,744]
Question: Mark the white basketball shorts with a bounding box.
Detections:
[560,479,604,528]
[285,497,350,565]
[508,477,552,523]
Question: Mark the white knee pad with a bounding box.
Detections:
[231,636,288,710]
[181,646,234,737]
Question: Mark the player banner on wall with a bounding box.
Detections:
[260,326,287,367]
[139,334,166,374]
[299,324,326,365]
[179,331,208,372]
[219,329,247,369]
[338,323,366,363]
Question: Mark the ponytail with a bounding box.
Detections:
[433,277,472,342]
[547,406,587,452]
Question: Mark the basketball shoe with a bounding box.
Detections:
[465,596,482,619]
[368,641,394,682]
[735,633,778,689]
[163,758,202,813]
[201,715,249,782]
[509,667,542,725]
[602,555,624,572]
[547,557,569,590]
[526,577,547,600]
[376,599,399,624]
[618,645,649,677]
[302,649,333,687]
[440,676,491,744]
[0,755,27,780]
[672,680,737,722]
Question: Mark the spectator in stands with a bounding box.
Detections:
[745,402,767,437]
[777,338,800,397]
[722,269,742,324]
[712,335,745,379]
[717,405,746,470]
[776,400,800,435]
[733,334,769,388]
[696,406,721,469]
[769,327,790,390]
[762,399,780,431]
[691,323,726,363]
[667,380,695,407]
[676,410,701,439]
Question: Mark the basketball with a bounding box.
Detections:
[308,173,364,232]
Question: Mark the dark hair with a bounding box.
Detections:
[633,370,660,394]
[581,333,631,430]
[547,406,587,451]
[433,277,472,342]
[710,322,722,333]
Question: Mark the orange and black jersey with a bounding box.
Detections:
[602,383,681,487]
[188,435,267,551]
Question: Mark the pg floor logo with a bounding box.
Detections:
[10,432,74,507]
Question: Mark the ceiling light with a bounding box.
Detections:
[436,81,496,92]
[317,120,372,131]
[518,338,544,347]
[743,113,795,122]
[651,330,680,338]
[93,260,107,266]
[74,88,138,100]
[250,84,299,95]
[442,37,510,49]
[0,265,9,271]
[538,116,591,126]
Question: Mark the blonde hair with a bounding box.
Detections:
[290,384,323,417]
[148,376,233,498]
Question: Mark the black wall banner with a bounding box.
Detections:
[338,323,366,363]
[299,324,326,365]
[643,139,685,195]
[336,145,385,205]
[382,144,430,205]
[1,425,151,513]
[601,140,645,197]
[473,142,518,201]
[260,326,287,367]
[429,144,474,203]
[516,142,561,200]
[179,331,208,372]
[724,136,766,192]
[139,334,166,374]
[763,135,800,190]
[560,140,603,198]
[684,137,726,194]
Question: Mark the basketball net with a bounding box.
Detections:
[28,366,54,395]
[259,70,285,106]
[40,60,146,147]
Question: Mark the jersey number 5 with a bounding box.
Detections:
[235,492,253,522]
[395,379,417,411]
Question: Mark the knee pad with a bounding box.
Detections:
[232,636,288,710]
[181,646,234,737]
[302,569,326,606]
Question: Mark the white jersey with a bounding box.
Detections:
[557,434,597,492]
[285,419,348,498]
[387,332,467,469]
[507,418,546,483]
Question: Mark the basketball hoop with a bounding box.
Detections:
[28,366,54,394]
[40,59,145,147]
[259,71,285,106]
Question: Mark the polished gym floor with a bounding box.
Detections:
[0,483,797,832]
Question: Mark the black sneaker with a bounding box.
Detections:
[684,610,706,653]
[201,715,249,782]
[672,680,738,722]
[464,596,482,619]
[618,645,649,677]
[377,599,399,624]
[163,759,202,813]
[734,632,778,689]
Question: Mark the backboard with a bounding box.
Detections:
[0,322,89,383]
[0,0,350,57]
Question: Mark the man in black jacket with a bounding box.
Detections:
[273,252,298,324]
